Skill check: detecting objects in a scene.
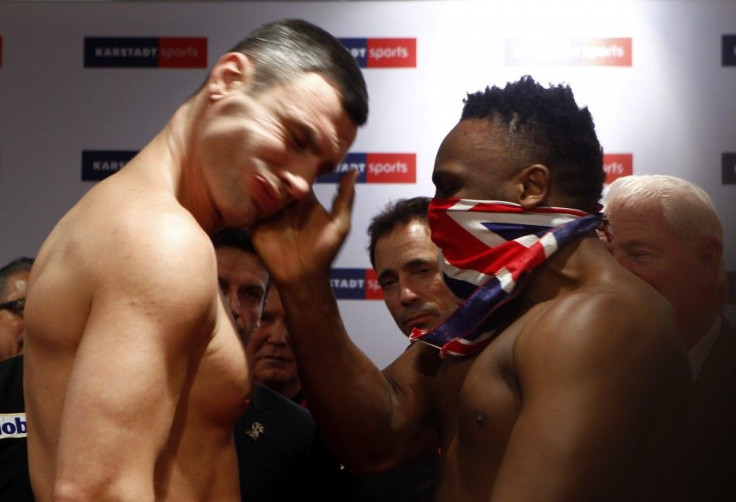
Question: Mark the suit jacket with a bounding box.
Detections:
[0,355,34,501]
[234,383,348,501]
[679,318,736,501]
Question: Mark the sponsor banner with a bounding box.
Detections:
[603,153,633,185]
[82,150,137,181]
[723,153,736,185]
[84,37,207,68]
[728,271,736,304]
[723,35,736,66]
[340,38,417,68]
[0,413,27,439]
[318,153,416,184]
[505,37,632,67]
[331,268,383,300]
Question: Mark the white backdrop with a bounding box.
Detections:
[1,1,734,368]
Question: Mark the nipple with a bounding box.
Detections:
[475,411,486,426]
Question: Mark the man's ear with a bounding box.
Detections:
[207,52,254,101]
[515,164,549,209]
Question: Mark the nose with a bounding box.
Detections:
[267,322,289,346]
[399,280,420,306]
[280,170,313,201]
[226,288,241,321]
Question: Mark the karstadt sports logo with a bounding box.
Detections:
[318,153,416,184]
[603,153,633,185]
[84,37,207,68]
[722,153,736,185]
[331,268,383,300]
[340,38,416,68]
[506,38,632,67]
[722,35,736,66]
[82,150,137,181]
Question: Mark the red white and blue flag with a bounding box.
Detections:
[410,198,604,357]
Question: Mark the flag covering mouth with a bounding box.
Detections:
[409,198,606,357]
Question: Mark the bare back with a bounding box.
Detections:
[24,166,251,501]
[432,239,690,501]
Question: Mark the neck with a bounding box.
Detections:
[269,379,302,401]
[523,233,609,306]
[149,95,222,234]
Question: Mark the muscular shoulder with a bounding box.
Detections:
[57,201,221,348]
[515,276,683,382]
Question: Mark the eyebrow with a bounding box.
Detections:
[296,121,340,176]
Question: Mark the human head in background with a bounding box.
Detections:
[367,197,458,336]
[0,257,33,361]
[213,227,270,342]
[603,174,725,353]
[214,230,301,401]
[248,287,302,402]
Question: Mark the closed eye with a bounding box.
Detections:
[432,171,460,198]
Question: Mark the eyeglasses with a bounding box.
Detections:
[0,298,25,316]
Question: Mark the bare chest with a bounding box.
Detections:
[433,324,523,494]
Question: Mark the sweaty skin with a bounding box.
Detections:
[251,119,691,501]
[23,57,357,501]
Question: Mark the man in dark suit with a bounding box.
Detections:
[0,257,35,500]
[0,355,34,501]
[213,228,347,501]
[604,174,736,501]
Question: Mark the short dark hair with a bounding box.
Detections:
[211,227,271,295]
[227,18,368,126]
[461,75,604,212]
[367,197,430,269]
[0,257,34,298]
[212,227,256,254]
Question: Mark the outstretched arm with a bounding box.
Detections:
[251,172,439,471]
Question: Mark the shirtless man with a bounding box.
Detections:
[251,76,690,500]
[22,19,367,501]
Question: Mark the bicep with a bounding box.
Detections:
[55,233,218,487]
[381,343,441,457]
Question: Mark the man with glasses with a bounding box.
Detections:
[0,257,32,361]
[0,256,34,500]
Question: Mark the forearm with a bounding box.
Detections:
[277,273,405,470]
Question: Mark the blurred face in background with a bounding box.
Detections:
[247,288,301,399]
[0,270,29,361]
[604,200,713,349]
[216,247,269,342]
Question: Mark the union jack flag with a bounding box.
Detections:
[410,198,604,357]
